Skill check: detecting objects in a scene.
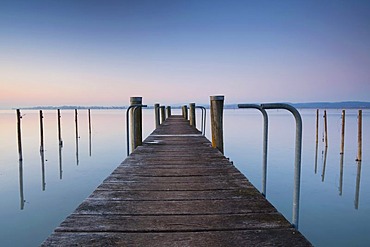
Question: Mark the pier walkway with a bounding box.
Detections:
[42,115,311,246]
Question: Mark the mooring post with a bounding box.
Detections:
[182,105,188,120]
[315,109,319,146]
[356,110,362,161]
[210,95,224,154]
[154,103,160,127]
[340,110,345,154]
[324,110,328,147]
[130,97,143,151]
[166,106,171,117]
[160,106,166,123]
[16,109,23,161]
[189,103,196,127]
[39,110,44,152]
[75,109,79,166]
[57,109,63,146]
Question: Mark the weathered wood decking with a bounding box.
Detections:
[42,115,312,246]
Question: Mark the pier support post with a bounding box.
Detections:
[16,109,23,161]
[357,110,362,161]
[166,106,172,117]
[57,109,63,146]
[130,97,143,151]
[340,110,345,154]
[189,103,196,127]
[210,95,224,154]
[160,106,166,123]
[154,103,160,128]
[39,110,44,152]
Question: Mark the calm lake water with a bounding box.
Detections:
[0,108,369,246]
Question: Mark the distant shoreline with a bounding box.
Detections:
[7,101,370,110]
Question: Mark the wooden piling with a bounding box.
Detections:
[356,110,362,161]
[39,110,44,152]
[166,106,171,117]
[130,97,143,151]
[154,103,160,128]
[75,109,79,166]
[189,103,196,127]
[210,95,224,154]
[160,106,166,123]
[182,105,188,120]
[57,109,63,146]
[323,110,328,147]
[340,110,345,154]
[314,109,319,174]
[16,109,23,161]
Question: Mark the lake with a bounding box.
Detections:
[0,108,369,246]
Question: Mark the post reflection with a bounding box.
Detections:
[338,153,345,196]
[321,146,328,182]
[40,150,46,191]
[314,141,318,174]
[355,161,362,210]
[18,159,25,210]
[59,144,63,180]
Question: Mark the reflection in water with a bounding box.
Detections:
[18,159,25,210]
[58,144,63,180]
[40,151,46,191]
[321,147,328,182]
[339,154,344,196]
[314,141,318,174]
[355,161,362,209]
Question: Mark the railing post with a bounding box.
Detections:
[160,106,166,123]
[210,95,224,154]
[237,104,268,196]
[154,103,160,128]
[261,103,302,229]
[189,103,196,127]
[130,97,143,151]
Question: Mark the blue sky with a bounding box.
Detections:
[1,0,370,107]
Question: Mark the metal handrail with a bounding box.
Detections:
[237,104,268,197]
[196,106,206,136]
[126,104,147,155]
[261,103,302,229]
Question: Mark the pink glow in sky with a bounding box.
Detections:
[1,0,370,108]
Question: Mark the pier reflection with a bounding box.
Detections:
[59,144,63,180]
[18,159,25,210]
[355,161,362,210]
[321,147,328,182]
[40,151,46,191]
[339,154,344,196]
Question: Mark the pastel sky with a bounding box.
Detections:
[1,0,370,108]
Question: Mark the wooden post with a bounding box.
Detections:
[130,96,143,151]
[57,109,63,146]
[324,110,328,147]
[189,103,196,127]
[166,106,171,117]
[340,109,345,154]
[154,103,160,127]
[16,109,23,161]
[75,109,79,166]
[210,95,224,154]
[88,109,92,156]
[182,105,188,120]
[160,106,166,123]
[39,110,44,152]
[356,110,362,161]
[314,109,319,174]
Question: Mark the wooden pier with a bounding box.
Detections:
[42,116,312,246]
